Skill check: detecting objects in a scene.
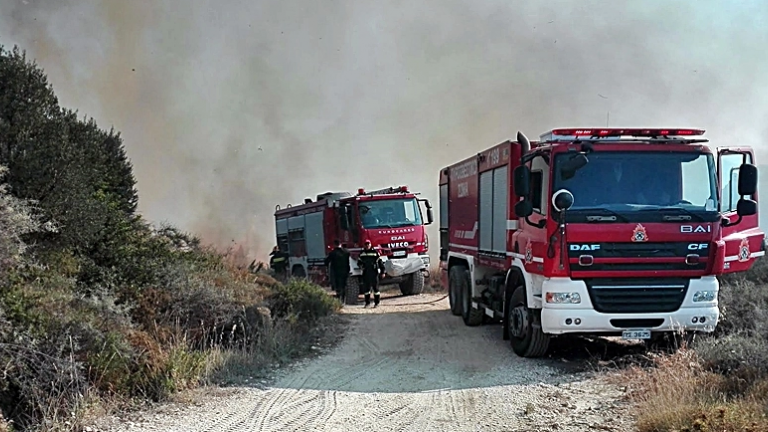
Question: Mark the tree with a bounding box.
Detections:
[0,45,138,260]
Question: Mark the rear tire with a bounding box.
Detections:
[460,267,483,326]
[506,284,550,357]
[448,266,463,316]
[399,272,425,296]
[344,276,360,305]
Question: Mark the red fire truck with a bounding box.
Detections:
[438,127,764,357]
[274,185,434,305]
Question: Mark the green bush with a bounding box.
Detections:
[267,278,341,324]
[0,44,342,431]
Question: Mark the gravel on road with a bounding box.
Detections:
[94,292,636,432]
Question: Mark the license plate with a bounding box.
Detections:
[392,250,406,257]
[622,329,651,340]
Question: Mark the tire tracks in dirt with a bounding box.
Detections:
[96,293,637,432]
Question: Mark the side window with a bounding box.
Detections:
[720,152,753,212]
[530,155,550,216]
[530,171,543,212]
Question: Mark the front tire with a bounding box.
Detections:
[399,272,425,296]
[506,284,550,357]
[460,267,483,326]
[344,276,360,306]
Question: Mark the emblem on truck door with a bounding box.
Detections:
[738,238,750,262]
[631,224,648,242]
[524,240,533,264]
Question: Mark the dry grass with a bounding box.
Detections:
[425,265,445,293]
[618,258,768,432]
[617,350,768,432]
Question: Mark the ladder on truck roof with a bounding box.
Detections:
[539,128,709,144]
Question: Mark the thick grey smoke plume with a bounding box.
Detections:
[1,0,767,262]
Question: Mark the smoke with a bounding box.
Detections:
[1,0,767,262]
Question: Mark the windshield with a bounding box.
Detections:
[358,198,423,228]
[552,151,719,215]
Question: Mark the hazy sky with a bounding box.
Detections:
[1,0,767,261]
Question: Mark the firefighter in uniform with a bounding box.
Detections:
[269,245,289,281]
[324,240,351,300]
[357,239,386,308]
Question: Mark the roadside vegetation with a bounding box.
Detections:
[622,255,768,431]
[0,45,339,432]
[426,265,445,293]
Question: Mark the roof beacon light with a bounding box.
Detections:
[399,185,409,192]
[545,128,705,139]
[358,188,366,195]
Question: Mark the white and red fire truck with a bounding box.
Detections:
[274,185,433,305]
[438,127,764,357]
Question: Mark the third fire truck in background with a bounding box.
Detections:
[275,185,433,305]
[438,127,764,357]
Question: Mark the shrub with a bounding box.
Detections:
[0,45,343,431]
[266,278,340,325]
[624,256,768,432]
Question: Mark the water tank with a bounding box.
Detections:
[316,191,352,202]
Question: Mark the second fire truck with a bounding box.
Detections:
[438,127,763,357]
[275,185,433,305]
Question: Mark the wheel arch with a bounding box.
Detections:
[502,266,525,340]
[510,259,538,309]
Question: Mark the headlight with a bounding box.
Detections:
[693,290,716,302]
[545,292,581,304]
[421,255,430,265]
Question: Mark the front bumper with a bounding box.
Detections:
[541,306,719,335]
[351,253,428,277]
[539,276,720,335]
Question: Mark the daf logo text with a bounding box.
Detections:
[570,244,600,251]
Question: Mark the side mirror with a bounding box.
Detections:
[552,189,575,212]
[514,165,531,198]
[426,208,434,225]
[738,163,758,196]
[737,198,757,216]
[514,200,533,218]
[423,199,433,209]
[559,153,589,180]
[339,207,350,230]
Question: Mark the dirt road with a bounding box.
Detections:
[98,292,635,431]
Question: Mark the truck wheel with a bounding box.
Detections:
[448,266,463,316]
[460,267,483,326]
[399,272,425,296]
[506,284,550,357]
[344,276,360,306]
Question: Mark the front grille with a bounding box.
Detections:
[586,278,688,313]
[569,242,708,273]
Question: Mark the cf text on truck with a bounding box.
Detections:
[437,127,764,357]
